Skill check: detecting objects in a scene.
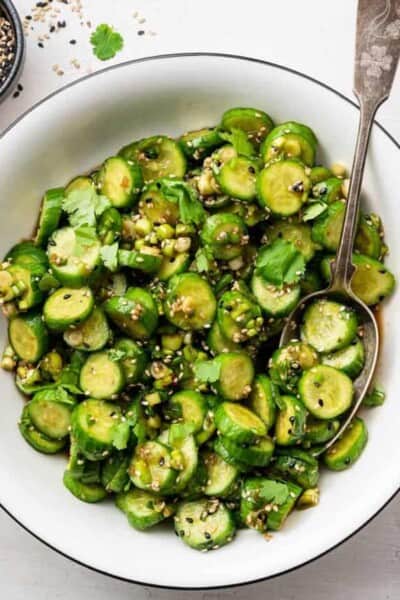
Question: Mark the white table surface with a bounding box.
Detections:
[0,0,399,598]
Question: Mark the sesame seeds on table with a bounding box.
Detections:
[0,13,16,87]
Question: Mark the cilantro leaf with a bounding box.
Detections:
[57,351,85,394]
[90,24,124,61]
[302,200,328,222]
[112,421,130,450]
[168,423,196,445]
[74,226,99,258]
[32,387,76,406]
[258,480,289,506]
[193,359,221,383]
[62,189,110,228]
[157,179,205,226]
[108,348,127,362]
[195,247,212,273]
[100,242,119,272]
[256,239,305,286]
[219,128,255,157]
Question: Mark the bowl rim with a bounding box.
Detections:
[0,51,399,591]
[0,0,25,101]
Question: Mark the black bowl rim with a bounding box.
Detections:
[0,52,399,591]
[0,0,25,100]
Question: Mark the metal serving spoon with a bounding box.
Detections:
[279,0,400,454]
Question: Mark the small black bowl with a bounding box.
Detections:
[0,0,25,103]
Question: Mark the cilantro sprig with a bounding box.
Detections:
[90,24,124,61]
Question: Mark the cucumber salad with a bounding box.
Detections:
[0,107,395,552]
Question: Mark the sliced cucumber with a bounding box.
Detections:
[19,405,66,454]
[43,286,94,331]
[273,448,319,488]
[362,385,386,407]
[301,298,358,353]
[213,436,247,470]
[355,214,382,259]
[269,341,319,394]
[203,451,240,497]
[104,287,158,339]
[174,499,235,551]
[321,336,365,379]
[251,274,301,317]
[217,290,263,343]
[101,452,130,493]
[48,226,101,287]
[35,188,64,246]
[179,128,222,161]
[97,156,143,208]
[207,320,240,355]
[312,177,343,204]
[266,480,302,531]
[138,182,180,225]
[28,392,73,439]
[323,417,368,470]
[303,416,341,446]
[116,489,172,530]
[71,399,123,460]
[114,337,147,384]
[9,310,49,362]
[309,167,332,185]
[219,435,274,467]
[220,107,274,145]
[0,262,45,310]
[164,273,216,331]
[296,487,320,510]
[79,351,125,399]
[5,241,48,267]
[215,156,258,201]
[200,213,248,260]
[129,440,178,494]
[165,390,207,433]
[248,375,278,430]
[311,200,345,251]
[157,253,190,281]
[118,249,162,274]
[119,136,186,183]
[63,306,110,351]
[275,395,307,446]
[299,365,353,419]
[215,401,266,443]
[158,429,199,493]
[261,122,317,166]
[97,207,122,245]
[257,159,311,217]
[215,352,254,401]
[266,221,316,262]
[63,470,107,503]
[65,175,95,195]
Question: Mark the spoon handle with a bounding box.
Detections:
[330,0,400,290]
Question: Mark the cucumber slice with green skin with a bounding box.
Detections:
[159,430,199,493]
[269,341,319,394]
[312,177,343,204]
[321,336,365,379]
[97,207,122,245]
[266,480,302,531]
[299,365,353,419]
[362,385,385,407]
[119,136,186,183]
[179,128,222,161]
[220,107,274,145]
[5,241,48,266]
[164,273,216,331]
[116,489,173,530]
[215,352,255,401]
[104,287,158,340]
[165,390,207,433]
[101,453,130,493]
[272,448,319,488]
[174,499,236,551]
[207,320,241,355]
[266,221,317,262]
[65,176,95,195]
[67,440,102,484]
[309,166,332,185]
[296,487,320,510]
[261,122,317,166]
[301,298,358,353]
[63,306,110,351]
[195,397,218,445]
[355,215,382,259]
[71,399,123,460]
[9,310,49,362]
[203,451,240,497]
[43,286,94,331]
[48,226,101,287]
[275,395,308,446]
[215,401,266,443]
[257,159,311,217]
[79,351,125,399]
[301,267,323,296]
[35,188,64,246]
[217,291,263,343]
[319,254,395,306]
[157,253,190,281]
[303,416,341,446]
[28,393,73,439]
[213,436,248,470]
[323,417,368,470]
[219,435,275,467]
[0,263,45,309]
[215,156,259,201]
[251,274,301,317]
[19,405,66,454]
[311,200,345,251]
[200,213,248,260]
[118,249,162,273]
[63,470,107,503]
[228,200,266,228]
[114,337,147,384]
[129,440,178,494]
[247,375,278,431]
[98,156,143,208]
[138,183,180,225]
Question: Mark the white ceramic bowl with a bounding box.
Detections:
[0,54,399,590]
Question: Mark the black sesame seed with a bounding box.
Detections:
[38,42,44,48]
[69,39,76,45]
[185,517,193,523]
[289,416,296,424]
[63,294,72,300]
[179,529,185,536]
[12,91,19,98]
[138,30,145,36]
[204,532,211,540]
[318,398,324,407]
